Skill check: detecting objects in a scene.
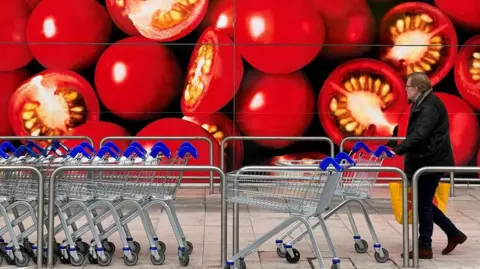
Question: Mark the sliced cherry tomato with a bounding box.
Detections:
[197,0,234,38]
[235,0,325,74]
[435,0,480,31]
[181,27,243,115]
[8,69,100,145]
[397,92,479,166]
[95,36,181,121]
[105,0,141,36]
[63,121,131,151]
[136,118,221,182]
[122,0,209,42]
[318,58,408,151]
[378,2,457,86]
[454,35,480,111]
[313,0,375,59]
[0,69,30,136]
[0,0,34,71]
[236,71,316,149]
[183,113,244,170]
[26,0,112,71]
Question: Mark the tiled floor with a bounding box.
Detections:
[6,186,480,268]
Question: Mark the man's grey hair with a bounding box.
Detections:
[407,72,432,93]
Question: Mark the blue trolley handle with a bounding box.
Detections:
[0,148,9,159]
[128,142,147,154]
[123,146,145,159]
[150,144,172,159]
[51,140,70,153]
[103,142,121,154]
[76,142,95,154]
[334,152,356,166]
[97,146,118,159]
[14,145,39,158]
[0,142,16,153]
[319,157,343,171]
[177,144,199,159]
[374,145,395,158]
[68,146,91,158]
[25,140,44,155]
[351,141,373,154]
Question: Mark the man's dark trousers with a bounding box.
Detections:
[417,173,460,248]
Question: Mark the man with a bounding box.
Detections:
[390,72,467,259]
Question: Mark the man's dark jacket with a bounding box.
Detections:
[392,90,454,178]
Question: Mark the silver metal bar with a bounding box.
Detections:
[412,166,480,268]
[0,136,94,146]
[100,136,215,194]
[450,172,455,197]
[234,165,410,268]
[47,165,227,267]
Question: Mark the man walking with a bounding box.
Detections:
[391,72,467,259]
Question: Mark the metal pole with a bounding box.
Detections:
[450,172,455,197]
[412,166,480,268]
[0,136,94,147]
[234,165,410,268]
[100,136,215,194]
[339,136,406,153]
[47,165,227,267]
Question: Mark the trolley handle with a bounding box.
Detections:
[0,148,9,159]
[374,145,394,158]
[151,141,169,151]
[14,145,39,158]
[179,141,194,149]
[26,140,44,155]
[319,157,343,171]
[351,141,373,154]
[177,144,199,159]
[77,141,95,154]
[150,144,171,159]
[103,141,121,154]
[0,142,16,153]
[97,146,118,159]
[43,140,70,157]
[127,141,147,154]
[68,146,91,158]
[123,146,145,159]
[51,140,70,153]
[334,152,355,166]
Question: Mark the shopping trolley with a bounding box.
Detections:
[273,142,393,265]
[225,156,353,269]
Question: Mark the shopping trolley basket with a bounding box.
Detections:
[225,157,352,269]
[274,142,393,265]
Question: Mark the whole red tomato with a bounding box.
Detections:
[235,0,325,74]
[435,0,480,31]
[95,36,181,121]
[63,121,131,151]
[183,113,244,170]
[0,69,30,136]
[136,118,221,181]
[8,69,100,145]
[0,0,34,72]
[105,0,140,36]
[120,0,209,42]
[236,71,316,149]
[26,0,112,71]
[454,35,480,111]
[397,93,479,166]
[313,0,375,59]
[197,0,234,38]
[181,27,243,115]
[378,2,458,86]
[318,59,408,151]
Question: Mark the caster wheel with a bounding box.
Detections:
[97,252,113,266]
[276,247,286,258]
[20,245,34,258]
[77,241,89,255]
[15,251,30,267]
[103,241,116,254]
[150,250,165,265]
[238,259,246,269]
[131,241,141,255]
[186,241,194,255]
[286,248,301,264]
[59,255,70,264]
[157,241,166,253]
[331,264,339,269]
[354,239,369,254]
[374,248,389,263]
[88,253,98,264]
[5,254,16,265]
[70,252,85,267]
[123,252,139,266]
[179,253,190,266]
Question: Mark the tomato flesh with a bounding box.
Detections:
[454,35,480,111]
[0,69,30,136]
[8,70,100,139]
[181,27,243,115]
[105,0,141,36]
[378,2,457,86]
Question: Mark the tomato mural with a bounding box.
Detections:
[1,0,480,183]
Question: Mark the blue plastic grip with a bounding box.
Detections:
[68,146,91,158]
[0,142,16,153]
[334,152,355,165]
[351,141,372,154]
[374,145,394,158]
[14,145,39,158]
[177,144,199,159]
[103,142,120,154]
[123,146,145,159]
[0,149,8,159]
[319,157,343,171]
[78,142,95,154]
[150,144,172,159]
[97,146,118,159]
[26,140,44,154]
[128,142,146,154]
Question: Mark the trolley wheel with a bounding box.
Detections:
[97,251,113,266]
[238,258,246,269]
[374,248,389,263]
[331,264,339,269]
[179,252,190,266]
[15,251,30,267]
[5,254,16,265]
[20,244,34,258]
[354,239,369,253]
[186,241,194,255]
[285,248,301,264]
[0,253,3,265]
[150,250,165,265]
[70,252,85,267]
[131,241,141,255]
[276,247,286,258]
[59,255,70,264]
[103,241,116,254]
[157,241,166,253]
[87,253,98,264]
[77,241,89,255]
[123,252,138,266]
